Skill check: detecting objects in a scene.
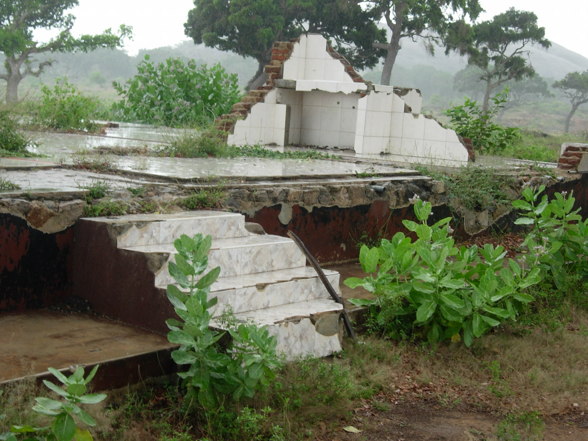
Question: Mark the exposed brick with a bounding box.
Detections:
[564,146,584,152]
[558,157,580,166]
[563,151,584,159]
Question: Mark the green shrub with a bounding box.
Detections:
[2,366,106,441]
[34,78,100,132]
[0,111,30,154]
[514,186,588,300]
[345,198,541,346]
[165,234,281,410]
[0,178,21,192]
[113,56,240,127]
[445,90,521,154]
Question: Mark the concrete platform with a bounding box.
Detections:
[0,262,369,387]
[0,311,176,389]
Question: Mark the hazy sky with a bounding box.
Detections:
[40,0,588,59]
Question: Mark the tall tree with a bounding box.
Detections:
[449,8,550,111]
[184,0,386,89]
[366,0,482,86]
[553,70,588,133]
[0,0,131,103]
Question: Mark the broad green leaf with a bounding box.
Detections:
[10,425,42,433]
[78,393,107,405]
[412,280,435,294]
[195,266,221,289]
[416,301,437,323]
[511,199,531,210]
[84,365,99,385]
[360,246,380,274]
[52,413,75,441]
[42,380,68,398]
[66,383,86,397]
[344,277,367,289]
[439,293,465,310]
[480,314,500,327]
[168,330,196,346]
[472,313,485,338]
[74,428,94,441]
[514,217,534,225]
[348,298,376,307]
[482,306,511,319]
[47,367,69,385]
[513,292,534,303]
[75,408,97,427]
[171,350,197,365]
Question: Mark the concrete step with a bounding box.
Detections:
[122,234,306,285]
[172,267,340,316]
[212,298,344,360]
[83,211,249,247]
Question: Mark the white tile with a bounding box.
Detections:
[305,35,329,59]
[424,119,447,142]
[290,41,306,59]
[387,137,403,154]
[365,92,393,112]
[341,108,357,131]
[354,133,364,152]
[283,58,299,79]
[446,129,461,143]
[391,95,405,113]
[321,108,340,131]
[355,108,366,137]
[445,141,470,161]
[400,138,425,158]
[301,110,320,131]
[304,59,325,79]
[374,84,395,93]
[364,111,390,138]
[362,136,388,154]
[301,129,321,146]
[402,114,425,139]
[389,112,404,138]
[288,128,301,145]
[338,131,355,148]
[319,130,339,146]
[301,90,322,107]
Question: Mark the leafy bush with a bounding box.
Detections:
[0,111,31,154]
[514,186,588,299]
[345,198,541,346]
[113,56,240,127]
[165,234,281,410]
[445,90,521,154]
[34,78,100,132]
[2,366,106,441]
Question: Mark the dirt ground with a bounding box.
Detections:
[322,398,588,441]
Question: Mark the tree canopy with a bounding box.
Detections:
[366,0,482,86]
[184,0,386,89]
[448,8,550,111]
[553,70,588,133]
[0,0,131,103]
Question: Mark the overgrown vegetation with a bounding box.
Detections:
[179,187,225,210]
[346,187,587,349]
[113,57,240,127]
[33,79,101,132]
[0,178,21,192]
[445,90,521,154]
[346,198,541,346]
[0,111,32,155]
[161,130,335,160]
[418,165,516,212]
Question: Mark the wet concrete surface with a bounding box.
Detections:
[0,310,175,385]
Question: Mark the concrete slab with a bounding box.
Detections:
[114,156,412,180]
[0,310,175,387]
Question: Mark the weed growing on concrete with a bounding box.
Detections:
[179,187,226,210]
[0,111,34,156]
[83,200,128,217]
[420,165,516,212]
[71,155,114,173]
[2,366,106,441]
[81,181,111,201]
[0,178,21,192]
[165,234,281,411]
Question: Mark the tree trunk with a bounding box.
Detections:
[246,59,267,91]
[482,80,493,113]
[380,32,402,86]
[4,57,23,104]
[564,103,580,133]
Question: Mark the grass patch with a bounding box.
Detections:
[492,130,588,162]
[418,165,516,212]
[81,181,111,201]
[160,130,335,160]
[0,178,21,192]
[83,200,128,217]
[179,187,225,210]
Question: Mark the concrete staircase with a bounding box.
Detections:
[71,211,343,360]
